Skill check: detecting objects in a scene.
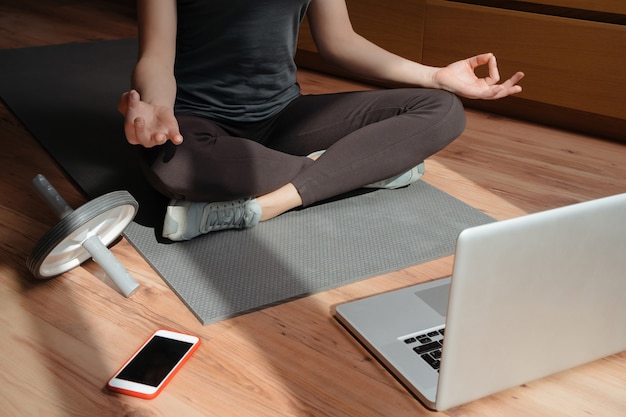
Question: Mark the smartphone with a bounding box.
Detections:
[106,329,201,399]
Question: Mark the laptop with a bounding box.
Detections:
[334,193,626,411]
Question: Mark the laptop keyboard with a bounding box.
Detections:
[402,326,445,372]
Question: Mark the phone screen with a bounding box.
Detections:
[116,335,195,387]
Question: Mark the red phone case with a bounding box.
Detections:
[106,329,201,399]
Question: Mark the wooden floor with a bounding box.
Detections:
[1,2,625,416]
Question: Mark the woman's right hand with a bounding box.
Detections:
[118,89,183,148]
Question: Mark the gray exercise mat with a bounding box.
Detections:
[0,39,493,324]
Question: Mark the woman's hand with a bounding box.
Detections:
[432,53,524,100]
[118,89,183,148]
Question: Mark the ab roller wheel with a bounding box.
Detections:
[26,174,140,297]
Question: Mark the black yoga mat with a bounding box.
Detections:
[0,39,493,324]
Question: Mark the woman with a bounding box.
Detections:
[119,0,524,241]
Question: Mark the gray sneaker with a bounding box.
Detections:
[307,150,425,190]
[364,161,425,189]
[163,198,262,241]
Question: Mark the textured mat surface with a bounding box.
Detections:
[1,39,493,324]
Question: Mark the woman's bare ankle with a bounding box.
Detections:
[256,183,303,221]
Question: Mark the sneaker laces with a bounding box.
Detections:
[199,199,258,233]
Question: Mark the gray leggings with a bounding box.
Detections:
[139,88,466,207]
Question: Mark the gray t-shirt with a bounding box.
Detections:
[174,0,311,122]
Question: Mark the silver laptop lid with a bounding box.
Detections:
[436,193,626,410]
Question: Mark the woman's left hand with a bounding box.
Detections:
[433,53,525,100]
